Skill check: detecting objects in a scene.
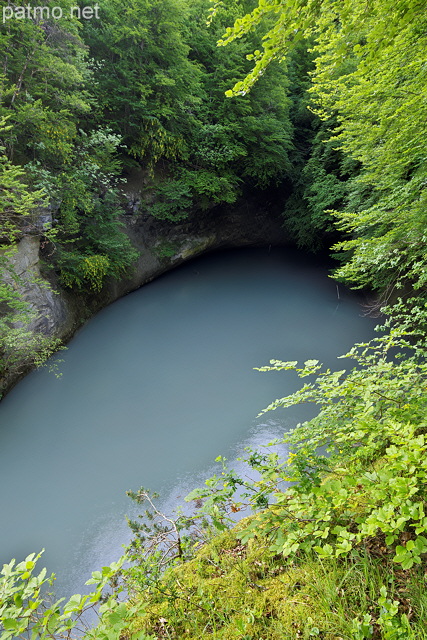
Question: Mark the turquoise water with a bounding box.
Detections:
[0,247,377,595]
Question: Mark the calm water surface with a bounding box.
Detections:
[0,247,377,595]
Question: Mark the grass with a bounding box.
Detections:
[124,519,427,640]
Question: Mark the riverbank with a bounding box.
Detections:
[117,329,427,639]
[1,194,291,399]
[123,515,426,639]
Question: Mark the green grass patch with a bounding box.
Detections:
[126,524,427,639]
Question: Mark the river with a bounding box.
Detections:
[0,247,377,597]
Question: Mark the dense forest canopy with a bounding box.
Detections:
[214,0,427,322]
[1,1,427,638]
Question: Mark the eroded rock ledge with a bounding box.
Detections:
[3,194,290,396]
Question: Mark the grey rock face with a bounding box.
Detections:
[4,236,72,336]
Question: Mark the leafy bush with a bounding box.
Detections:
[148,168,240,221]
[188,331,427,571]
[0,551,141,640]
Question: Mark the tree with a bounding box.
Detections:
[81,0,201,165]
[0,0,91,164]
[212,0,427,324]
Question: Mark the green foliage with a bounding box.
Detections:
[315,4,427,311]
[0,0,91,164]
[81,0,201,164]
[351,586,415,639]
[0,315,62,390]
[147,168,239,220]
[0,10,136,295]
[153,241,178,259]
[83,0,294,216]
[187,332,427,572]
[0,118,47,243]
[0,551,145,640]
[283,118,355,250]
[26,128,139,293]
[183,0,294,197]
[59,253,110,293]
[213,0,427,316]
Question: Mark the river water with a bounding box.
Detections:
[0,247,377,596]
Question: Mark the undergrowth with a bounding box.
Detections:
[126,528,427,639]
[117,330,427,639]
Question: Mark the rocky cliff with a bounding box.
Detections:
[2,182,290,396]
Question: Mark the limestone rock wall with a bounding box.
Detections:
[5,236,75,336]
